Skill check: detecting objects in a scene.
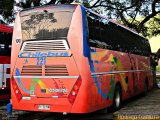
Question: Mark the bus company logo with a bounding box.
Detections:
[19,52,70,58]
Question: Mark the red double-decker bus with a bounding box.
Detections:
[0,23,12,101]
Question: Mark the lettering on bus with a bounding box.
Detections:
[48,88,68,93]
[19,52,70,58]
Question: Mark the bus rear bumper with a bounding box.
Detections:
[12,98,72,113]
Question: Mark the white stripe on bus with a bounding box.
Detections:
[91,70,151,76]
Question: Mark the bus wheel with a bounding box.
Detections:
[108,85,122,112]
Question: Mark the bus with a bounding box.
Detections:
[0,23,12,101]
[11,4,153,113]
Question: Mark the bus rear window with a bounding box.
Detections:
[20,9,73,41]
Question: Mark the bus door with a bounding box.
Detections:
[129,54,139,94]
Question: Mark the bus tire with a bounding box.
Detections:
[108,85,122,112]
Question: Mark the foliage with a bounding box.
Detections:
[145,15,160,38]
[0,0,14,23]
[84,0,160,37]
[0,0,73,23]
[15,0,74,8]
[1,0,160,37]
[157,66,160,72]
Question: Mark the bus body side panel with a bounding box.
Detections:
[89,49,152,109]
[82,14,153,111]
[67,5,94,113]
[70,6,113,113]
[69,6,115,113]
[11,12,23,109]
[11,13,22,75]
[90,48,131,99]
[71,6,153,113]
[69,6,133,112]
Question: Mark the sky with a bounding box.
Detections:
[149,36,160,53]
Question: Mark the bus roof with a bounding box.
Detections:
[0,24,13,33]
[83,6,146,40]
[21,4,77,12]
[19,4,146,40]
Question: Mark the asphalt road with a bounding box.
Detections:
[17,111,113,120]
[0,104,113,120]
[0,90,157,120]
[1,77,160,120]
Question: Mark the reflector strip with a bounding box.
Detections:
[30,95,36,97]
[52,96,59,98]
[22,97,31,100]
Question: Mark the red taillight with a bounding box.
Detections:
[12,78,22,101]
[68,78,82,104]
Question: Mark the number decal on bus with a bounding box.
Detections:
[37,57,46,66]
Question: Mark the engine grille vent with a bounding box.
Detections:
[21,40,69,52]
[21,65,42,76]
[45,65,69,76]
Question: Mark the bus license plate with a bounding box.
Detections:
[38,105,50,110]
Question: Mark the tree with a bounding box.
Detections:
[0,0,74,23]
[1,0,160,37]
[0,0,14,23]
[83,0,160,37]
[15,0,74,9]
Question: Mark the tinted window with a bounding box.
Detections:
[87,12,101,48]
[21,8,74,41]
[0,32,12,56]
[87,11,151,56]
[100,19,129,52]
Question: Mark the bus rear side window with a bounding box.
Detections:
[87,11,151,57]
[21,10,74,41]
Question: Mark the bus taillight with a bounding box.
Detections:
[12,78,22,101]
[68,78,82,104]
